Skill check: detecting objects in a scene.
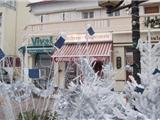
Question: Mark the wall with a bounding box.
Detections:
[30,9,108,24]
[113,33,132,44]
[30,1,99,15]
[28,1,147,24]
[113,46,126,78]
[112,45,126,92]
[0,7,16,55]
[0,7,5,49]
[16,0,34,55]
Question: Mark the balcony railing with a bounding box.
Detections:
[25,13,160,36]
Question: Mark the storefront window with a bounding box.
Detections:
[65,61,82,88]
[36,53,52,67]
[35,54,52,80]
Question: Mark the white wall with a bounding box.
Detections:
[16,0,35,54]
[30,1,99,15]
[29,0,151,25]
[1,7,16,55]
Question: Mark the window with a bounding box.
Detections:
[65,61,82,88]
[40,15,43,23]
[115,11,120,16]
[62,12,65,21]
[145,6,159,14]
[125,47,134,81]
[125,47,134,66]
[108,13,113,17]
[89,12,94,18]
[15,57,21,67]
[108,10,120,17]
[82,12,88,19]
[82,11,94,19]
[0,13,2,27]
[4,57,13,67]
[36,54,52,67]
[40,15,49,23]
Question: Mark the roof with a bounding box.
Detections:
[141,0,160,5]
[27,0,99,7]
[27,0,54,6]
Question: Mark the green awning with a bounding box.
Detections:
[18,46,54,54]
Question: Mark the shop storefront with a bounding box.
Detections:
[52,33,112,88]
[19,36,55,81]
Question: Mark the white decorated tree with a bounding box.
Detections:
[54,58,146,120]
[124,30,160,120]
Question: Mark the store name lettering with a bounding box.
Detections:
[31,36,53,46]
[66,33,112,43]
[149,35,160,41]
[144,16,160,28]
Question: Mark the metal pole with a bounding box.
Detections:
[131,0,141,84]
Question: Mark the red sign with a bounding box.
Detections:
[53,56,110,62]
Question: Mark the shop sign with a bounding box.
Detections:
[27,48,53,54]
[66,33,112,43]
[54,56,109,62]
[148,35,160,41]
[144,16,160,28]
[31,36,53,46]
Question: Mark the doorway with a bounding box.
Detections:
[92,60,103,77]
[125,47,134,81]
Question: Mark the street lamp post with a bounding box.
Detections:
[131,0,141,84]
[98,0,147,84]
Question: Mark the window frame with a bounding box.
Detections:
[82,11,94,19]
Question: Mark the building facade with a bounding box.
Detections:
[0,0,33,80]
[0,0,16,64]
[0,0,19,81]
[24,0,160,91]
